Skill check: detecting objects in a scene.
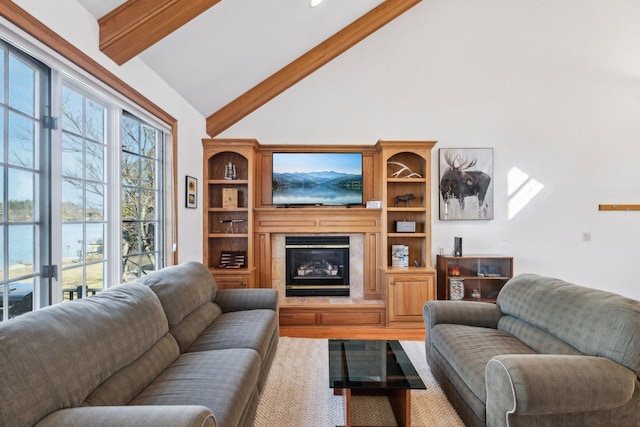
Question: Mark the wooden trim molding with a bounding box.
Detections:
[99,0,222,65]
[205,0,422,137]
[598,204,640,211]
[0,0,180,264]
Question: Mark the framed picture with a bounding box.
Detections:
[185,176,197,209]
[439,148,493,220]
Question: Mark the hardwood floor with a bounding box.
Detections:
[280,326,426,341]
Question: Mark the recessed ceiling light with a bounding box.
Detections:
[310,0,323,7]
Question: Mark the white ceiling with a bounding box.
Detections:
[75,0,384,117]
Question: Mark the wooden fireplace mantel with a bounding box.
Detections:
[254,207,382,233]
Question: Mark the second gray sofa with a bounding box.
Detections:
[0,261,279,427]
[424,274,640,427]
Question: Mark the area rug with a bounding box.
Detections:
[252,337,464,426]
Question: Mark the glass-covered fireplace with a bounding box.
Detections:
[285,236,350,297]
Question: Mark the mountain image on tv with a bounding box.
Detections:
[272,153,363,205]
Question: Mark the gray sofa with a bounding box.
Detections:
[0,261,279,427]
[423,273,640,427]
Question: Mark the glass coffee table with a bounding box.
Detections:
[329,339,425,427]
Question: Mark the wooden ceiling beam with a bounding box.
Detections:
[206,0,421,137]
[99,0,221,65]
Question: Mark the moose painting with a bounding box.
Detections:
[439,148,493,220]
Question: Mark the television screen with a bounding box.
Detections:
[272,152,363,206]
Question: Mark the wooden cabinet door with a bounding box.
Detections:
[387,273,435,325]
[213,271,254,289]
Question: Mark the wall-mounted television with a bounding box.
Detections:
[272,152,363,206]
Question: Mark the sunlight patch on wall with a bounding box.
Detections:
[508,167,544,219]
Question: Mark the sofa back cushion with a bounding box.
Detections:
[497,274,640,374]
[137,262,221,351]
[0,283,169,427]
[137,261,217,327]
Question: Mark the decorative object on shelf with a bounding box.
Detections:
[387,161,423,178]
[394,193,415,207]
[395,220,416,233]
[471,288,481,300]
[185,175,197,209]
[391,245,409,267]
[454,236,462,257]
[222,188,238,208]
[220,218,245,233]
[218,251,246,268]
[449,279,465,300]
[439,148,493,220]
[448,265,461,276]
[224,162,237,180]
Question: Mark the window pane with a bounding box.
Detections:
[8,225,34,275]
[85,263,104,291]
[0,111,4,161]
[0,168,3,222]
[61,87,83,135]
[86,183,104,221]
[86,99,105,143]
[62,223,83,263]
[8,111,35,168]
[8,54,35,116]
[8,169,34,222]
[61,133,83,179]
[141,125,156,158]
[6,279,33,318]
[86,140,105,182]
[122,152,139,186]
[61,178,84,221]
[0,47,4,101]
[142,221,156,252]
[141,190,156,220]
[61,266,82,300]
[122,116,139,154]
[86,223,103,262]
[141,157,155,189]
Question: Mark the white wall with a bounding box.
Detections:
[13,0,640,299]
[219,0,640,299]
[12,0,208,264]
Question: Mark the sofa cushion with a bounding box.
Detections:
[0,283,168,427]
[138,261,217,328]
[170,302,222,352]
[83,332,180,406]
[130,348,261,427]
[186,309,278,360]
[498,315,584,356]
[498,274,640,374]
[430,324,536,403]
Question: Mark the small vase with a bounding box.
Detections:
[449,279,464,300]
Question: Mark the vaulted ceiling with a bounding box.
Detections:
[75,0,421,136]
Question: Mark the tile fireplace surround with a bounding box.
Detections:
[271,234,366,303]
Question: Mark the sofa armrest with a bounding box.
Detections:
[485,354,637,427]
[423,300,503,331]
[36,405,216,427]
[214,288,278,312]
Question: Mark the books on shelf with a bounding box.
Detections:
[391,245,409,267]
[218,251,246,268]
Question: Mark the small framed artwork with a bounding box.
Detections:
[439,148,493,220]
[185,176,197,209]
